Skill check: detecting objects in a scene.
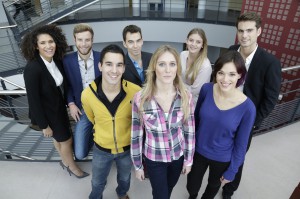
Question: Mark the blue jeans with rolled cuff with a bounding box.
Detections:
[89,146,132,199]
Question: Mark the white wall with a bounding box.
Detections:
[90,40,220,64]
[60,20,235,63]
[61,20,235,47]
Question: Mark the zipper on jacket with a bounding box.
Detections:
[112,116,118,153]
[89,82,124,154]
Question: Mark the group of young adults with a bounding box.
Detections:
[21,11,281,199]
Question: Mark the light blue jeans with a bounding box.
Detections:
[73,110,93,160]
[89,146,132,199]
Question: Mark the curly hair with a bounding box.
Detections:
[20,24,68,61]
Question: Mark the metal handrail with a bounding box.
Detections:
[2,0,103,32]
[1,0,243,34]
[0,76,25,90]
[0,90,26,95]
[0,65,298,96]
[280,65,300,98]
[0,147,35,160]
[282,65,300,72]
[2,0,17,7]
[47,0,101,24]
[0,65,298,160]
[0,24,17,29]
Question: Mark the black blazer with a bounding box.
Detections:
[123,51,152,87]
[23,54,68,129]
[229,45,282,127]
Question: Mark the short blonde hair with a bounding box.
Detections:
[73,23,94,38]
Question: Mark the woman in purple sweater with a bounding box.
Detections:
[187,51,256,199]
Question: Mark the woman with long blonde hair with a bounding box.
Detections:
[131,45,195,199]
[181,28,212,104]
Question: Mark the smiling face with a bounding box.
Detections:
[74,31,93,57]
[123,32,143,58]
[186,33,203,55]
[155,51,178,86]
[237,21,261,51]
[36,34,56,62]
[99,52,125,86]
[216,62,241,92]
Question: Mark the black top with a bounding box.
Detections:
[229,45,282,127]
[123,51,152,87]
[94,76,126,116]
[23,54,71,142]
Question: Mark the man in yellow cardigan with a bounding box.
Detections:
[81,44,141,199]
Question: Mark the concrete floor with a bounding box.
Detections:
[0,122,299,199]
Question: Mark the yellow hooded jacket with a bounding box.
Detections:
[81,77,141,154]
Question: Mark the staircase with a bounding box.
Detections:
[0,0,101,76]
[2,0,100,37]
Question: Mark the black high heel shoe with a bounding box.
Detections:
[66,167,89,179]
[59,161,67,170]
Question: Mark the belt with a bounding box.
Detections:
[95,143,130,154]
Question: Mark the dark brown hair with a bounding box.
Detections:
[236,12,262,29]
[212,51,246,87]
[122,24,142,41]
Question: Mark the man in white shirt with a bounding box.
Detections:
[63,23,101,160]
[222,12,281,199]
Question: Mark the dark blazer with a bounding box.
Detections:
[63,50,101,109]
[123,51,152,87]
[23,54,68,130]
[229,45,282,127]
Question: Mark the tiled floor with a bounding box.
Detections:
[0,121,299,199]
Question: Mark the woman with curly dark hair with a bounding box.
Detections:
[21,24,89,178]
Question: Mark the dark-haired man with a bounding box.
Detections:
[222,12,281,199]
[82,44,141,199]
[122,24,152,87]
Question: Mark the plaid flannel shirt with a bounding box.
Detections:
[131,90,195,170]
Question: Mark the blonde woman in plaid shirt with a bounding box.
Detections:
[131,45,195,199]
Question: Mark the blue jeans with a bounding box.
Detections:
[89,146,132,199]
[73,110,93,160]
[145,156,184,199]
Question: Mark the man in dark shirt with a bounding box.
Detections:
[122,24,152,87]
[82,44,140,199]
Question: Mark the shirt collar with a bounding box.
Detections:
[128,54,141,69]
[77,50,94,62]
[97,75,126,100]
[40,55,54,67]
[238,44,258,63]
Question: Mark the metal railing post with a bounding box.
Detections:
[290,98,300,122]
[6,29,22,69]
[0,79,19,120]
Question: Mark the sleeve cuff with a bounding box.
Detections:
[184,159,193,167]
[223,170,236,182]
